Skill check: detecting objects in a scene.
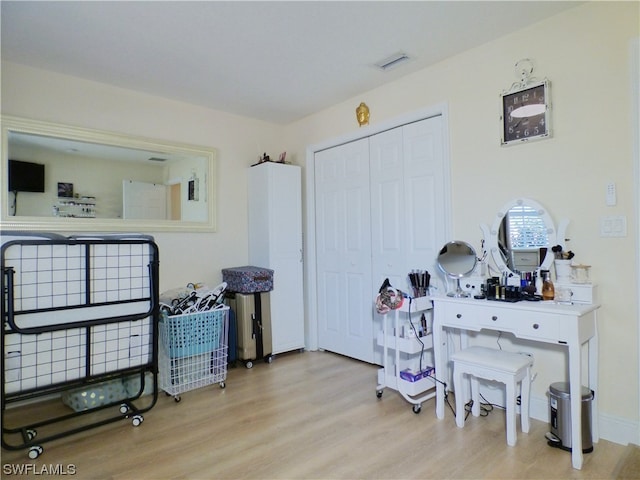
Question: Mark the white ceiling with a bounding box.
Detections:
[1,1,582,124]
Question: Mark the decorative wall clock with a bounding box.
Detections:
[500,59,551,146]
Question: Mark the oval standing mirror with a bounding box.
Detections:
[480,198,568,277]
[437,240,477,298]
[1,116,217,233]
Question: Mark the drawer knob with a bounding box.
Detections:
[533,323,540,329]
[492,316,498,321]
[456,313,462,319]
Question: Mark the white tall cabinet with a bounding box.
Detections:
[248,162,304,355]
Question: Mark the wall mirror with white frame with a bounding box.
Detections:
[1,116,217,232]
[480,198,569,276]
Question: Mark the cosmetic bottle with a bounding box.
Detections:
[535,271,543,295]
[541,270,555,301]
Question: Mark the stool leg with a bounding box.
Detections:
[520,367,531,434]
[505,380,517,446]
[453,365,465,428]
[470,376,480,417]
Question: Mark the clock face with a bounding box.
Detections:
[501,81,550,145]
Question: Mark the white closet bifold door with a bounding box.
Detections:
[315,138,374,363]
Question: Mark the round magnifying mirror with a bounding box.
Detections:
[437,241,477,298]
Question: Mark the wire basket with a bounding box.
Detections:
[158,307,229,398]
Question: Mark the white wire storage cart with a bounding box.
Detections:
[1,232,160,459]
[158,306,229,402]
[376,296,436,414]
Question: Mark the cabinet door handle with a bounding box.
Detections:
[533,323,539,329]
[492,316,498,321]
[456,313,462,319]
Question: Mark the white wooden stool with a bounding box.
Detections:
[451,346,533,446]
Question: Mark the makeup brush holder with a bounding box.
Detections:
[554,259,572,283]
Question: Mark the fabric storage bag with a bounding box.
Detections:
[222,266,274,293]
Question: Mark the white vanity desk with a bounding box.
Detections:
[432,296,600,470]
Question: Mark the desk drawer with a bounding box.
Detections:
[441,303,561,342]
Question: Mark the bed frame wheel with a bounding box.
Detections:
[132,415,144,426]
[28,445,43,459]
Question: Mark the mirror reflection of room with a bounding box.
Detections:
[5,124,210,224]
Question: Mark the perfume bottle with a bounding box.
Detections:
[541,270,555,301]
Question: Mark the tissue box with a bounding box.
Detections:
[222,266,274,293]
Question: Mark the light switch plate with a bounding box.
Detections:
[600,215,627,237]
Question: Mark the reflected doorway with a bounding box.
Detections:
[170,183,181,220]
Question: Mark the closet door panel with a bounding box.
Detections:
[315,138,373,363]
[369,128,406,365]
[403,117,448,278]
[346,271,368,338]
[315,160,346,350]
[370,126,407,292]
[319,270,341,335]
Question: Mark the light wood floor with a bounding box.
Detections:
[1,351,632,479]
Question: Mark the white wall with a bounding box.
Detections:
[284,2,639,443]
[1,62,285,292]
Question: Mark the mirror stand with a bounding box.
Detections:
[448,278,470,298]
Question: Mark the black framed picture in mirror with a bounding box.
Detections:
[57,182,73,198]
[500,79,551,146]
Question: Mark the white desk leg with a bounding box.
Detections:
[433,320,446,419]
[589,314,599,443]
[569,340,584,470]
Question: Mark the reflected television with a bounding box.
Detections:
[8,159,45,192]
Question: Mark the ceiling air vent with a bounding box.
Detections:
[148,157,167,162]
[375,52,412,72]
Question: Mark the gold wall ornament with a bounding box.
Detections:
[356,102,370,126]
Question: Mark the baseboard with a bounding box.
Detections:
[592,411,639,447]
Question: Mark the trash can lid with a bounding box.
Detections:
[549,382,593,400]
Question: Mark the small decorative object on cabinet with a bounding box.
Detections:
[375,295,436,414]
[500,58,551,146]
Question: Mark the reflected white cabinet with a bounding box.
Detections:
[248,162,304,354]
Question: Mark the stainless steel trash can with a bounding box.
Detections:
[547,382,593,453]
